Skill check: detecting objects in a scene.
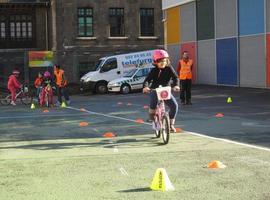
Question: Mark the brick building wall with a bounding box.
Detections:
[52,0,164,82]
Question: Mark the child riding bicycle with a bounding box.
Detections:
[39,71,54,107]
[142,49,180,132]
[7,70,22,106]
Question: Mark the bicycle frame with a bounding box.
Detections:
[153,100,166,130]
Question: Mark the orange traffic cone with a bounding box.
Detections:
[135,118,144,124]
[103,132,116,138]
[207,160,226,169]
[79,122,89,127]
[215,113,224,118]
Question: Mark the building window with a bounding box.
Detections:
[10,15,33,40]
[78,8,93,37]
[0,15,5,39]
[140,8,154,36]
[109,8,124,37]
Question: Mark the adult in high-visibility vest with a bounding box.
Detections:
[54,64,70,105]
[177,51,193,105]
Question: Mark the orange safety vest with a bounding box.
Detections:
[54,69,67,87]
[178,59,193,80]
[34,77,42,87]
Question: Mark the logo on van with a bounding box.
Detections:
[122,52,153,68]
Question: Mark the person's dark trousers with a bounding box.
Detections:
[180,79,192,104]
[56,86,70,103]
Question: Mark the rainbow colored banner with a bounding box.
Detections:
[29,51,54,67]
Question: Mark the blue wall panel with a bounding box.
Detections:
[238,0,265,36]
[216,38,238,85]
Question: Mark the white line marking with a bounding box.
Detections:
[186,131,270,152]
[119,167,129,176]
[67,106,270,152]
[0,113,86,120]
[67,106,151,125]
[114,146,119,153]
[93,128,99,132]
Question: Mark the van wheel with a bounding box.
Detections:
[120,84,131,94]
[95,82,108,94]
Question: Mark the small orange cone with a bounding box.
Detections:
[43,109,49,113]
[80,108,86,112]
[103,132,116,138]
[143,105,149,109]
[127,103,132,106]
[175,127,182,133]
[79,122,89,127]
[207,160,226,169]
[135,118,144,124]
[215,113,224,118]
[117,102,123,105]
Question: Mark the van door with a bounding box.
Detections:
[100,58,121,81]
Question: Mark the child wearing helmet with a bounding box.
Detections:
[143,49,180,132]
[7,70,22,106]
[40,71,54,106]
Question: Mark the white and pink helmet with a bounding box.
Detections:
[153,49,169,63]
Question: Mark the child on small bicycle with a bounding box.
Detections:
[34,72,43,101]
[143,49,180,132]
[7,70,22,106]
[40,71,54,107]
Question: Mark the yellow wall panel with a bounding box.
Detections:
[166,6,181,45]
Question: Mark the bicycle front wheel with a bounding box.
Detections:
[153,116,161,138]
[161,115,170,144]
[20,93,33,105]
[0,94,11,105]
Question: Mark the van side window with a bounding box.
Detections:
[101,58,117,72]
[135,68,150,78]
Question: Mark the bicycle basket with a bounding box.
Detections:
[156,86,171,100]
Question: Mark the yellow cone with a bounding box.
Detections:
[150,168,175,192]
[227,97,232,103]
[30,103,35,109]
[61,102,66,108]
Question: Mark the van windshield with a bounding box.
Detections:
[124,68,137,78]
[95,59,105,70]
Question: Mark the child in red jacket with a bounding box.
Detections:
[7,70,22,106]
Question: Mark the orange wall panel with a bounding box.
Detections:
[166,7,181,45]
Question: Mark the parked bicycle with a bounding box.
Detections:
[0,85,33,105]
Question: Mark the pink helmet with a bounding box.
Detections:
[44,71,51,78]
[153,49,169,63]
[12,70,20,74]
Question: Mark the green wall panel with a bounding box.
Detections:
[196,0,215,40]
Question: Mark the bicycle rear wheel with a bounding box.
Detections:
[0,94,11,105]
[20,93,33,105]
[161,115,170,144]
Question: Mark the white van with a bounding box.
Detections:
[107,66,154,94]
[80,50,155,94]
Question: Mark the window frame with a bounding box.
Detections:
[77,7,94,37]
[109,8,125,37]
[140,8,155,37]
[0,9,35,49]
